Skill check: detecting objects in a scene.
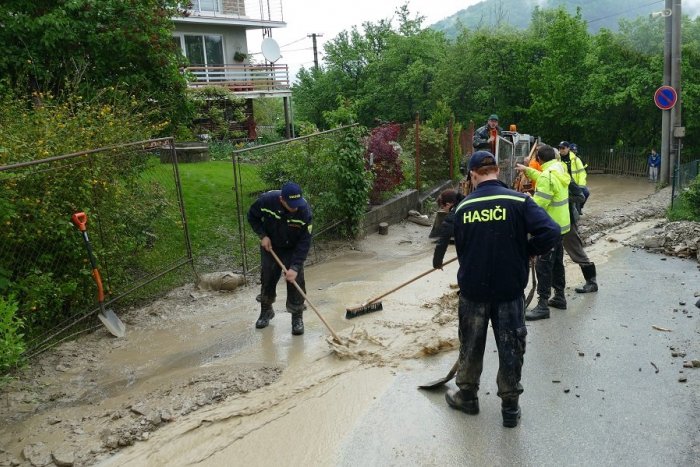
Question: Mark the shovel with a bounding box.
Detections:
[71,212,126,338]
[418,260,537,389]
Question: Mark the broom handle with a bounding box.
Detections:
[268,248,344,344]
[363,256,458,306]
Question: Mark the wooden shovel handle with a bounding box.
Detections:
[268,248,344,344]
[362,256,458,306]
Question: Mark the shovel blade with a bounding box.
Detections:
[417,361,458,390]
[98,308,126,338]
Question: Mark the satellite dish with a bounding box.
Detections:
[261,38,281,63]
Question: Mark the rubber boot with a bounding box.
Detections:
[548,291,567,310]
[291,312,304,335]
[501,398,521,428]
[575,263,598,293]
[525,298,550,321]
[255,303,274,329]
[445,389,479,415]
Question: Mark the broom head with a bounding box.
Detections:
[345,301,383,319]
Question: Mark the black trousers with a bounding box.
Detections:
[536,235,564,300]
[455,295,527,401]
[259,247,306,314]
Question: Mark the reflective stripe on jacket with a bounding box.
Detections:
[247,190,313,271]
[524,159,571,235]
[565,152,587,187]
[453,179,560,302]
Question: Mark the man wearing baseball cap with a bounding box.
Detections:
[247,181,312,335]
[473,114,502,153]
[447,150,559,427]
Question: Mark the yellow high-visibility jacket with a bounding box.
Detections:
[524,159,571,235]
[565,152,588,187]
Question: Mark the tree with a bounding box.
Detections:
[0,0,190,132]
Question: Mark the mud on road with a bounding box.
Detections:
[1,175,698,466]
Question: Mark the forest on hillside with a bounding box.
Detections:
[431,0,700,35]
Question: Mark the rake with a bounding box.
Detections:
[345,257,458,319]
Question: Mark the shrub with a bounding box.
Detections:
[686,174,700,219]
[0,296,25,373]
[401,125,449,189]
[257,127,370,236]
[365,124,404,204]
[189,86,247,141]
[669,173,700,221]
[0,90,168,336]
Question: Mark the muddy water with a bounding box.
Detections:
[0,175,659,466]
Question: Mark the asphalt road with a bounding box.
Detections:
[336,248,700,466]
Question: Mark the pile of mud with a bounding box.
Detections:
[632,220,700,262]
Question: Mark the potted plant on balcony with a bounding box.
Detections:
[233,51,247,63]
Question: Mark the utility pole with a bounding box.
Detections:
[660,0,672,185]
[670,0,683,186]
[307,33,323,70]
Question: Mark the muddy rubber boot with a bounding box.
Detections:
[575,263,598,293]
[291,313,304,335]
[445,389,479,415]
[501,399,521,428]
[525,298,550,321]
[548,291,567,310]
[255,304,274,329]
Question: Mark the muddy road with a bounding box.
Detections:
[1,175,699,466]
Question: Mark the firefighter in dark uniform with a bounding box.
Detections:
[432,189,464,269]
[443,151,559,428]
[247,182,312,335]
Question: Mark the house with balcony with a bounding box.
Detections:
[172,0,292,139]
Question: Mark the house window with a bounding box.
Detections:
[174,34,225,81]
[191,0,220,13]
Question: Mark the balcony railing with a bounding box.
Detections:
[184,63,290,94]
[183,0,284,23]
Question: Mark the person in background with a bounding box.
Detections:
[247,182,312,335]
[559,141,589,212]
[648,148,661,182]
[432,188,464,269]
[516,145,571,321]
[447,150,559,428]
[473,114,502,154]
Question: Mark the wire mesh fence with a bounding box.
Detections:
[221,126,364,278]
[0,138,193,356]
[673,158,700,202]
[3,123,467,359]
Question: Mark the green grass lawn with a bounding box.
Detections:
[141,159,266,274]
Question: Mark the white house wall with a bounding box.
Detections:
[173,24,248,63]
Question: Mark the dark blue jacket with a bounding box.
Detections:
[432,193,465,269]
[648,153,661,168]
[247,190,313,271]
[472,123,503,150]
[454,180,559,302]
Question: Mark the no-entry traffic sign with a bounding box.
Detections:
[654,85,677,110]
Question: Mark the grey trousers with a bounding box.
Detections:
[562,224,591,265]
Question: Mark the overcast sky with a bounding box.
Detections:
[246,0,477,79]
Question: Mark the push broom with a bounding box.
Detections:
[345,256,458,319]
